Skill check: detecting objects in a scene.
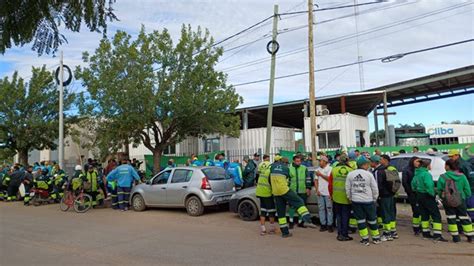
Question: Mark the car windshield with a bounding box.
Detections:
[202,167,230,180]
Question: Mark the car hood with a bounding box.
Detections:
[231,187,256,199]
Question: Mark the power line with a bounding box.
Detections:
[221,2,471,73]
[232,39,473,87]
[278,0,387,16]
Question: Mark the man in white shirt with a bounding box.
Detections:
[314,156,333,232]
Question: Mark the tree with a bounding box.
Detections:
[76,25,242,173]
[0,66,75,165]
[370,129,385,144]
[1,0,117,55]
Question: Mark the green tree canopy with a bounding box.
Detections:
[1,0,117,55]
[76,25,242,173]
[0,66,75,165]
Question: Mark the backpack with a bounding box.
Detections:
[385,167,401,193]
[441,174,462,208]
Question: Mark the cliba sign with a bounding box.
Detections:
[427,127,454,136]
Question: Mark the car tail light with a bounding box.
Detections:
[201,177,211,190]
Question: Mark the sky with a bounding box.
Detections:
[1,0,473,132]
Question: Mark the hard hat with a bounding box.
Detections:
[75,165,82,171]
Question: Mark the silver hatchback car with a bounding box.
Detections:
[130,166,235,216]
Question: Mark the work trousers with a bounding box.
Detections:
[288,193,307,222]
[417,192,443,238]
[380,196,397,234]
[444,202,473,238]
[334,202,351,237]
[118,187,131,210]
[7,182,19,201]
[258,196,276,217]
[407,192,421,233]
[466,195,474,225]
[275,190,311,236]
[318,195,333,226]
[23,183,32,205]
[352,202,380,241]
[109,186,119,209]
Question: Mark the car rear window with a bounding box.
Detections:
[201,167,230,180]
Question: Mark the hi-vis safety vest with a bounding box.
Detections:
[270,163,290,196]
[332,164,354,204]
[86,171,98,192]
[256,161,272,197]
[289,164,307,194]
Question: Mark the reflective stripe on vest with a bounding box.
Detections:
[289,165,307,194]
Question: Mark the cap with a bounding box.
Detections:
[357,156,370,167]
[319,156,329,162]
[243,155,250,161]
[253,153,260,157]
[339,154,349,163]
[274,155,282,162]
[448,149,460,156]
[370,155,381,163]
[348,149,357,160]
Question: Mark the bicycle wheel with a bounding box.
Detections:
[59,193,72,212]
[73,194,93,213]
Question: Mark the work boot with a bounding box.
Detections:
[320,225,328,232]
[337,235,345,241]
[413,228,421,236]
[422,232,432,240]
[303,222,317,229]
[452,235,461,243]
[328,226,334,233]
[282,233,293,238]
[289,222,295,230]
[391,232,399,239]
[343,236,353,241]
[432,236,448,243]
[466,236,473,243]
[360,239,370,246]
[298,222,306,228]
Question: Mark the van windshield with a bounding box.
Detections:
[202,168,230,180]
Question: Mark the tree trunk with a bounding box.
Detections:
[18,149,28,166]
[152,149,162,175]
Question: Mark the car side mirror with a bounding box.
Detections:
[146,180,151,185]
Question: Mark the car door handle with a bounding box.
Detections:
[161,187,166,190]
[182,186,188,189]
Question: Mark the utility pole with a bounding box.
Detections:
[58,51,64,169]
[265,4,279,156]
[308,0,317,166]
[383,91,389,146]
[354,0,365,91]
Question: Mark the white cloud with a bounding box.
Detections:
[1,0,473,108]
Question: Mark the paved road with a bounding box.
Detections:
[0,202,472,265]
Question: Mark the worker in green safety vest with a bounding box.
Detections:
[330,154,355,241]
[288,154,312,229]
[256,154,278,236]
[83,164,101,207]
[270,157,317,238]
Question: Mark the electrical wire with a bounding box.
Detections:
[278,0,387,16]
[231,39,473,87]
[221,2,471,73]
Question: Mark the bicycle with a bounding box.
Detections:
[60,188,93,213]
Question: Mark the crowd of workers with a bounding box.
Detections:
[1,147,473,246]
[234,148,473,245]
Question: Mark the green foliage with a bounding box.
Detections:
[1,0,117,55]
[75,25,242,171]
[0,66,76,164]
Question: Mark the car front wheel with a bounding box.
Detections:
[238,199,258,221]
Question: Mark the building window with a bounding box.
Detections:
[317,131,340,149]
[430,137,459,145]
[204,138,220,153]
[163,144,176,155]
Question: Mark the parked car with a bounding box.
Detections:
[130,166,235,216]
[390,152,449,198]
[229,167,319,222]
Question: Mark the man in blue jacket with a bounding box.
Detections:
[107,159,140,211]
